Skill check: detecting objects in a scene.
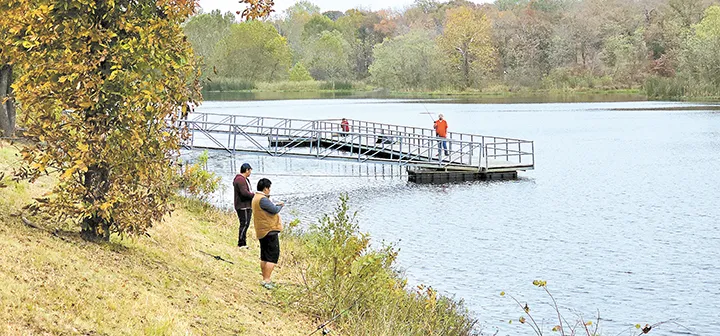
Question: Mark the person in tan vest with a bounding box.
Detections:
[251,178,284,289]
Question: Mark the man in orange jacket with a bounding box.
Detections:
[433,114,449,156]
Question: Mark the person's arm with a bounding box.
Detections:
[238,177,254,199]
[259,196,283,214]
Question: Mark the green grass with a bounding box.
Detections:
[0,141,313,335]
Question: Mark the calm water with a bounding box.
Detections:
[189,99,720,336]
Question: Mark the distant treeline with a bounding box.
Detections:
[183,0,720,98]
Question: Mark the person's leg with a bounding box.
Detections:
[237,209,248,247]
[259,233,280,285]
[442,140,448,155]
[261,261,276,282]
[238,209,251,247]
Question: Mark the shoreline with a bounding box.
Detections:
[200,86,720,103]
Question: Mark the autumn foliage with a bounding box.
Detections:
[238,0,275,20]
[6,0,200,240]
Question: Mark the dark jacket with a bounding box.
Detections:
[233,174,254,210]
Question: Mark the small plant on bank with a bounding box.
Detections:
[175,150,220,200]
[277,195,479,335]
[502,280,688,336]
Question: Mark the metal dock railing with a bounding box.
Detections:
[181,112,535,173]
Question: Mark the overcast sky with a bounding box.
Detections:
[198,0,493,17]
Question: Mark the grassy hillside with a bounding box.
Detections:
[0,141,312,335]
[0,140,478,335]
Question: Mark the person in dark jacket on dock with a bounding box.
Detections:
[252,178,284,289]
[233,163,254,248]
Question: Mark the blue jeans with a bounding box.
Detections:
[438,137,448,155]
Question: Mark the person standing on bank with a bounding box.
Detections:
[233,163,254,249]
[434,114,449,156]
[252,178,284,289]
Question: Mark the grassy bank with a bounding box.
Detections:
[0,142,313,335]
[0,141,478,335]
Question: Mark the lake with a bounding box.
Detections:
[187,98,720,336]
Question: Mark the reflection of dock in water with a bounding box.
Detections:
[182,112,534,183]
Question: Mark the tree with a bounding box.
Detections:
[303,14,338,40]
[238,0,276,20]
[182,10,235,75]
[275,1,321,63]
[323,10,345,21]
[369,30,446,90]
[439,7,496,88]
[677,5,720,92]
[0,64,15,138]
[336,9,394,79]
[305,30,352,86]
[0,0,27,137]
[10,0,200,240]
[213,21,292,81]
[289,62,313,81]
[491,6,553,86]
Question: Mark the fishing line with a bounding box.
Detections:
[251,173,407,178]
[419,102,436,122]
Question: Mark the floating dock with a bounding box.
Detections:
[182,113,535,183]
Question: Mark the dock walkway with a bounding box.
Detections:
[182,112,534,182]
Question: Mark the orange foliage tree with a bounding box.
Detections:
[238,0,275,20]
[7,0,200,240]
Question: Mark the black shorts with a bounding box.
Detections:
[259,231,280,263]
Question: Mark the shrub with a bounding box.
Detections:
[202,77,256,92]
[289,62,313,82]
[644,76,686,99]
[255,80,321,92]
[319,81,353,90]
[175,151,220,199]
[277,195,478,335]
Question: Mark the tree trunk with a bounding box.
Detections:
[0,64,16,138]
[463,52,471,89]
[81,164,112,241]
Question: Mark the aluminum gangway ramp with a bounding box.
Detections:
[181,112,534,175]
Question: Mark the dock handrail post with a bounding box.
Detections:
[316,130,321,157]
[505,140,509,162]
[190,121,195,149]
[518,142,522,163]
[274,127,279,156]
[227,124,232,149]
[399,135,403,162]
[532,141,535,166]
[232,126,237,153]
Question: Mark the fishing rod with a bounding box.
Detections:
[419,102,436,122]
[198,250,235,264]
[307,300,359,336]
